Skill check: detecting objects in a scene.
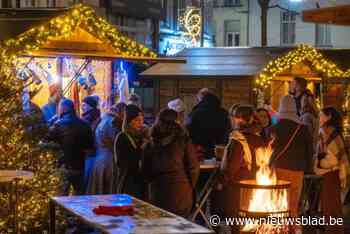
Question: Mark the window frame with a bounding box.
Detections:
[280,11,296,46]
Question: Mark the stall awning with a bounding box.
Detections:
[141,47,290,78]
[141,47,350,79]
[302,5,350,26]
[141,63,263,78]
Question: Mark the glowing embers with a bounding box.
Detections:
[238,147,290,233]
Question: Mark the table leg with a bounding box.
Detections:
[49,199,56,234]
[14,179,19,234]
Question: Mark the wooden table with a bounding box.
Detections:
[49,194,214,234]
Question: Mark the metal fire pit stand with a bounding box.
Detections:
[190,163,220,229]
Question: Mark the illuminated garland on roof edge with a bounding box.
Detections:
[255,44,345,91]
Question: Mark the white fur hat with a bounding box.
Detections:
[168,98,185,113]
[278,95,300,123]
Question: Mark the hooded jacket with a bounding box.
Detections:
[186,93,231,158]
[143,128,199,217]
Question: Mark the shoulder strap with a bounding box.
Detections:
[325,130,339,146]
[124,132,138,149]
[274,124,302,162]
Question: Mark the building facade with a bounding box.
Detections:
[212,0,350,48]
[212,0,249,47]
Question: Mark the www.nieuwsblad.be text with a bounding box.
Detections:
[209,215,344,227]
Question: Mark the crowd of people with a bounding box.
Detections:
[41,76,350,234]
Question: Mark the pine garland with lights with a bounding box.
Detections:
[0,47,62,233]
[0,4,156,233]
[345,69,350,78]
[255,44,345,91]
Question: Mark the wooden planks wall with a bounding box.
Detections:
[158,77,254,113]
[222,79,252,110]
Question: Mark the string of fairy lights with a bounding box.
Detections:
[0,3,350,233]
[0,4,156,233]
[255,44,347,91]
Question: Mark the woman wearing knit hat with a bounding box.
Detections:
[114,104,149,198]
[87,102,126,194]
[81,95,101,193]
[81,95,101,133]
[267,95,313,218]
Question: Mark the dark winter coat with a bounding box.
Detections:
[48,113,94,171]
[267,119,313,174]
[143,133,199,217]
[114,130,147,199]
[82,108,101,134]
[186,94,231,158]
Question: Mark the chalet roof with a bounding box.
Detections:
[0,4,157,60]
[141,47,350,78]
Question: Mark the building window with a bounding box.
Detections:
[224,20,240,46]
[226,32,240,46]
[316,24,331,47]
[281,11,296,45]
[224,0,240,6]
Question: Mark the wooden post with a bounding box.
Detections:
[200,0,204,47]
[49,199,56,234]
[152,19,160,52]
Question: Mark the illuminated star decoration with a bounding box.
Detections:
[178,7,202,46]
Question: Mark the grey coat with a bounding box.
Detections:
[300,112,319,156]
[87,113,120,194]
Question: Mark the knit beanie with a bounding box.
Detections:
[83,96,99,109]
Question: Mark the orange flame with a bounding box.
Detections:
[242,146,288,233]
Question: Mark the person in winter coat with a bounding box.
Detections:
[256,108,272,140]
[315,107,349,234]
[300,93,319,154]
[87,103,126,194]
[47,99,94,195]
[42,84,62,125]
[81,95,101,193]
[114,104,149,199]
[267,95,313,218]
[268,95,313,173]
[143,109,199,217]
[186,88,231,159]
[289,76,309,117]
[211,105,265,234]
[81,95,101,133]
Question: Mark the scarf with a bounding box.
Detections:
[82,108,101,125]
[123,126,146,149]
[230,130,253,171]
